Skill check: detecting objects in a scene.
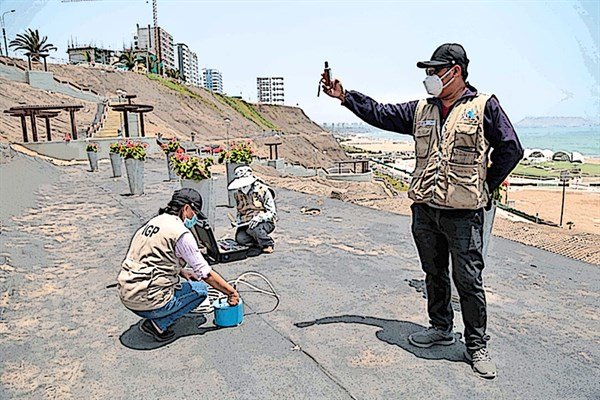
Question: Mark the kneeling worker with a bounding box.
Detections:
[117,188,239,341]
[228,166,277,253]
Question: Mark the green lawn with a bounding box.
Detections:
[512,161,600,178]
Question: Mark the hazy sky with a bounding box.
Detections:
[1,0,598,124]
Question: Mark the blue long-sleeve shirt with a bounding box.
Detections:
[342,86,524,191]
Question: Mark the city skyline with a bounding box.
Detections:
[0,0,598,125]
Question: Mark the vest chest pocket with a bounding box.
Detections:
[451,146,478,165]
[453,123,478,148]
[414,126,433,158]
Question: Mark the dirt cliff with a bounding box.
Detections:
[0,60,346,167]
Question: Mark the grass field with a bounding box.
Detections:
[512,161,600,178]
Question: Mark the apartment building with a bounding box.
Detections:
[257,77,284,105]
[202,68,223,94]
[176,43,200,86]
[134,25,175,71]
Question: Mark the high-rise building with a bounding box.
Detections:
[134,25,175,71]
[67,44,117,65]
[257,77,284,105]
[176,43,200,86]
[202,68,223,94]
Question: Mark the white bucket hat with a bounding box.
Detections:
[228,165,257,190]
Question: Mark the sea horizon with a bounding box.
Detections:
[334,126,600,156]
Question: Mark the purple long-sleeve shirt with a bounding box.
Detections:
[342,86,524,191]
[175,231,212,279]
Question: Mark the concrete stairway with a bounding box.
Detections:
[94,107,122,138]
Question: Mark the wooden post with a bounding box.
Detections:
[139,112,145,137]
[30,114,38,142]
[123,111,130,137]
[44,117,51,141]
[20,115,28,143]
[69,109,78,140]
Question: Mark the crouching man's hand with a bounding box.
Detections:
[249,216,262,229]
[227,290,240,306]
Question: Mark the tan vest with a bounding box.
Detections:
[117,214,188,311]
[408,93,491,209]
[235,182,269,223]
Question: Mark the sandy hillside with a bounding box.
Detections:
[0,59,346,167]
[0,77,96,143]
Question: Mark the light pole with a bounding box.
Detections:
[1,10,16,57]
[559,170,570,227]
[224,117,231,150]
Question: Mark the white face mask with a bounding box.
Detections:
[423,67,455,96]
[241,184,252,194]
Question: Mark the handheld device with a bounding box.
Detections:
[323,61,332,87]
[317,61,333,97]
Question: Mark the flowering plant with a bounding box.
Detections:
[160,137,182,154]
[86,142,99,152]
[109,141,126,155]
[170,148,214,180]
[219,142,254,164]
[120,140,149,161]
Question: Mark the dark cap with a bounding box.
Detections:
[416,43,469,73]
[169,188,206,219]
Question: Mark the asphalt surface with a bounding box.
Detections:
[1,150,598,399]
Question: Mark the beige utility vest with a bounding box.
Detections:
[235,182,269,223]
[408,93,491,209]
[117,214,188,311]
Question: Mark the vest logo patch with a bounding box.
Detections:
[142,224,160,237]
[418,120,436,127]
[463,109,477,121]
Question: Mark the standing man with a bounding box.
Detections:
[228,166,277,254]
[322,43,523,379]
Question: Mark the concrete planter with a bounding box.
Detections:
[181,178,215,228]
[166,152,178,181]
[226,162,247,207]
[109,152,122,177]
[87,151,99,172]
[124,158,144,195]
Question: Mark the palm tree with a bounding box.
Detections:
[9,28,57,71]
[138,55,159,74]
[165,68,182,80]
[115,49,138,71]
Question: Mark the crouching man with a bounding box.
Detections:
[228,166,277,254]
[117,188,239,341]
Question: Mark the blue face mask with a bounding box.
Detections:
[184,214,198,229]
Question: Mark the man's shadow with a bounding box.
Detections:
[295,315,467,363]
[119,314,220,350]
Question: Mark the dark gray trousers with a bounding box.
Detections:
[236,221,275,249]
[411,203,488,352]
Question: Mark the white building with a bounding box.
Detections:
[202,68,223,94]
[176,43,200,86]
[134,25,175,71]
[257,77,284,105]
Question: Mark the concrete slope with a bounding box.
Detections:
[0,150,597,399]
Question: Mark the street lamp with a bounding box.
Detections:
[1,10,16,57]
[224,117,231,150]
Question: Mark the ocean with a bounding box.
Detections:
[349,126,600,156]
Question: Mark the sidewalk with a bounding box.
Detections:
[1,151,598,399]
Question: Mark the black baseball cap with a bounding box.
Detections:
[417,43,469,73]
[169,188,207,219]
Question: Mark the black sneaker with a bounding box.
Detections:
[139,319,175,342]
